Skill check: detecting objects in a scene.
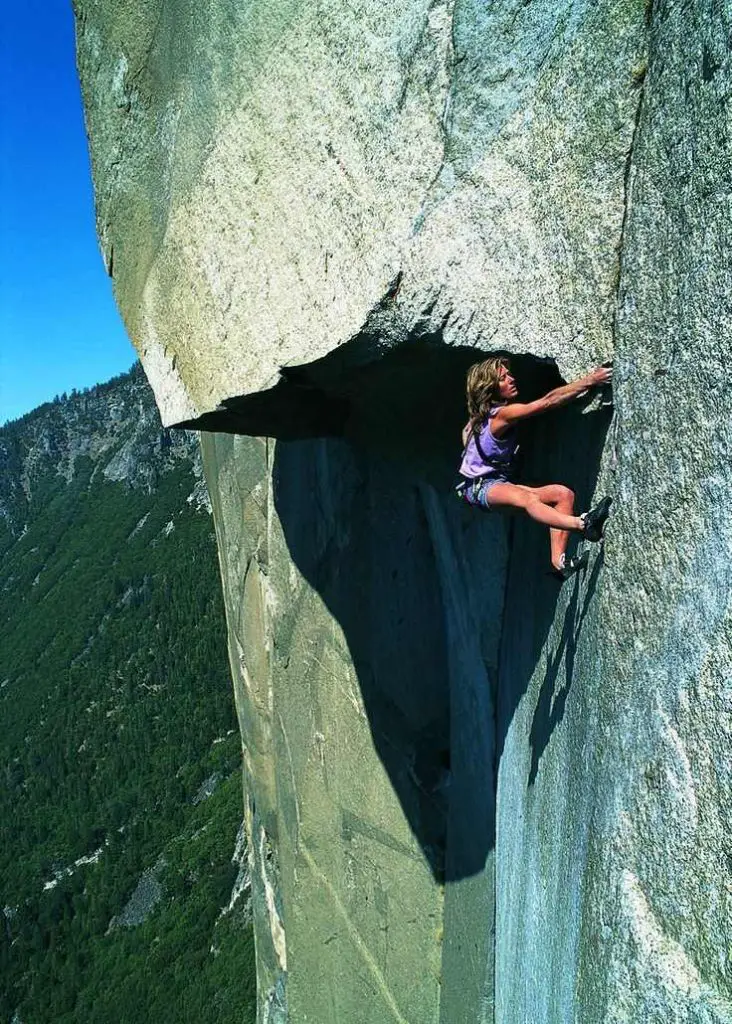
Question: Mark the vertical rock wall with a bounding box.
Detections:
[495,3,732,1020]
[201,430,509,1022]
[74,0,732,1020]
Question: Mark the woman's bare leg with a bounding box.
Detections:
[487,482,582,569]
[539,484,576,569]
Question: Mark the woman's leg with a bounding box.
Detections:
[537,484,576,569]
[487,482,581,568]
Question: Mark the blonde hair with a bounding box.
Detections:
[466,357,509,437]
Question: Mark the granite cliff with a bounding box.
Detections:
[74,1,732,1021]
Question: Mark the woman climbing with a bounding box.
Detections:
[456,357,613,581]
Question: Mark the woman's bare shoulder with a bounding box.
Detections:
[488,404,510,437]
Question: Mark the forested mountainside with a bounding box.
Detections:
[0,365,254,1024]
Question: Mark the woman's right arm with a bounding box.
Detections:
[494,366,612,430]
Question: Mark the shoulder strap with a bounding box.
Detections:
[472,420,492,464]
[460,416,491,461]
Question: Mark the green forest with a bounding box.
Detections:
[0,369,256,1023]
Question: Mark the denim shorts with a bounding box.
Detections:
[455,475,507,510]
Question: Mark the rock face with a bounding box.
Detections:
[75,1,732,1022]
[74,0,643,427]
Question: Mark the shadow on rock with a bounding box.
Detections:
[272,340,611,882]
[527,548,604,786]
[497,402,612,782]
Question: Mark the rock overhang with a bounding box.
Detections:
[74,0,647,434]
[181,334,572,486]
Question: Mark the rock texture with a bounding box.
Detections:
[75,0,732,1021]
[201,427,516,1023]
[495,7,732,1021]
[74,0,643,428]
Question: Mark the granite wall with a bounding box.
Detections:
[74,0,732,1019]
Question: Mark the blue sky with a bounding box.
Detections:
[0,0,137,425]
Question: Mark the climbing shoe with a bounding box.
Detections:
[581,496,612,542]
[549,549,589,582]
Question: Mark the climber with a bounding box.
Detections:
[456,357,613,581]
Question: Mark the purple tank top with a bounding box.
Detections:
[459,407,518,479]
